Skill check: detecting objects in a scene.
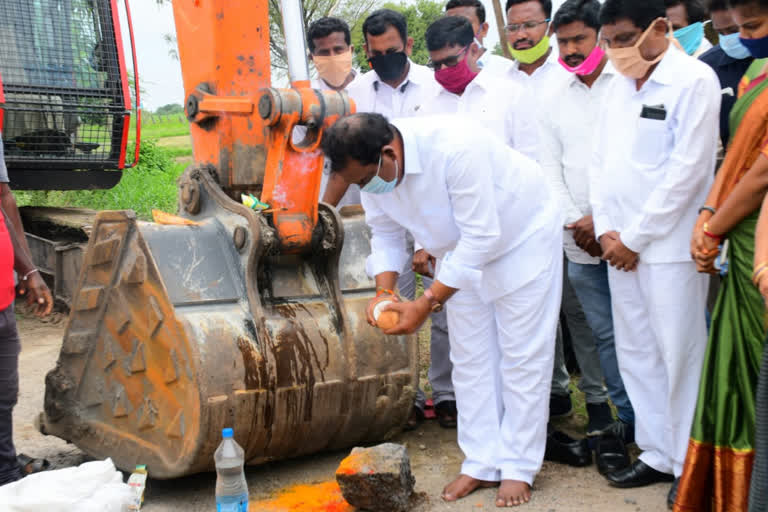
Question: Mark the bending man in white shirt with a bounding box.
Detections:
[331,9,456,430]
[321,113,562,507]
[591,0,719,501]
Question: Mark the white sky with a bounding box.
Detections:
[126,0,569,112]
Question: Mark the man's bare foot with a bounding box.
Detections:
[441,474,498,502]
[495,480,531,507]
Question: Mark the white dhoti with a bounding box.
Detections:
[446,239,562,485]
[608,262,708,477]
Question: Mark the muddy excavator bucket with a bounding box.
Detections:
[39,0,419,477]
[41,180,418,478]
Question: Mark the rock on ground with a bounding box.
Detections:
[336,443,415,512]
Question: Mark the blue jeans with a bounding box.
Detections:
[567,260,635,425]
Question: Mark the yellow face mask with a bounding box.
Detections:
[508,35,550,64]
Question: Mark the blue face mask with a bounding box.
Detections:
[674,21,704,56]
[720,32,752,60]
[362,153,398,194]
[740,33,768,59]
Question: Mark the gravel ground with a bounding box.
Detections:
[12,311,669,511]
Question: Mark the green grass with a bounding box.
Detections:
[131,113,190,140]
[16,140,185,220]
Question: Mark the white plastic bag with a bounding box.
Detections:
[0,457,134,512]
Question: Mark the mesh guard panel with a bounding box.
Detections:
[0,0,128,171]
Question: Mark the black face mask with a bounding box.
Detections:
[368,52,408,81]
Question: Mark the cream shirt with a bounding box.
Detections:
[589,45,720,263]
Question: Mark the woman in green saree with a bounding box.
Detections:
[675,2,768,510]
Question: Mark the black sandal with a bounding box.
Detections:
[435,400,458,429]
[17,454,50,475]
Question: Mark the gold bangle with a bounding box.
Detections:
[753,264,768,285]
[755,268,768,288]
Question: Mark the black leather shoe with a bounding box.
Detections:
[545,429,592,467]
[667,477,680,510]
[595,434,630,475]
[606,419,635,445]
[605,459,675,488]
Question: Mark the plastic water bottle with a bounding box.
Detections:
[214,428,248,512]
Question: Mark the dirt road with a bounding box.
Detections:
[13,312,668,511]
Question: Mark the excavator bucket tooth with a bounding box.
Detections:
[41,205,419,478]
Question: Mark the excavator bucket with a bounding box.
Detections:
[39,0,419,477]
[41,181,418,478]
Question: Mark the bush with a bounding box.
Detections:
[15,140,186,220]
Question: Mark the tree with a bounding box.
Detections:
[155,104,184,116]
[352,0,444,70]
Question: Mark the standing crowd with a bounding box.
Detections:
[311,0,768,509]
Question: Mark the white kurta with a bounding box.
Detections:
[363,116,563,483]
[422,69,540,161]
[506,49,570,108]
[588,45,720,477]
[540,62,618,264]
[347,60,441,120]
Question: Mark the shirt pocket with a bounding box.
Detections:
[631,117,672,168]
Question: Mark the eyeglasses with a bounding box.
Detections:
[504,19,550,33]
[427,46,470,70]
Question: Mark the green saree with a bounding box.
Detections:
[675,60,768,511]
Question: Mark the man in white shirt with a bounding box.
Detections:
[321,112,562,507]
[505,0,570,96]
[423,15,539,160]
[542,0,635,465]
[444,0,515,75]
[592,0,719,499]
[665,0,713,58]
[329,9,456,431]
[303,17,361,207]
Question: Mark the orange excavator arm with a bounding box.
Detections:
[172,0,352,253]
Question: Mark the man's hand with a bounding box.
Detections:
[566,215,596,248]
[380,297,432,335]
[583,239,603,258]
[20,272,53,317]
[600,231,638,271]
[412,249,435,278]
